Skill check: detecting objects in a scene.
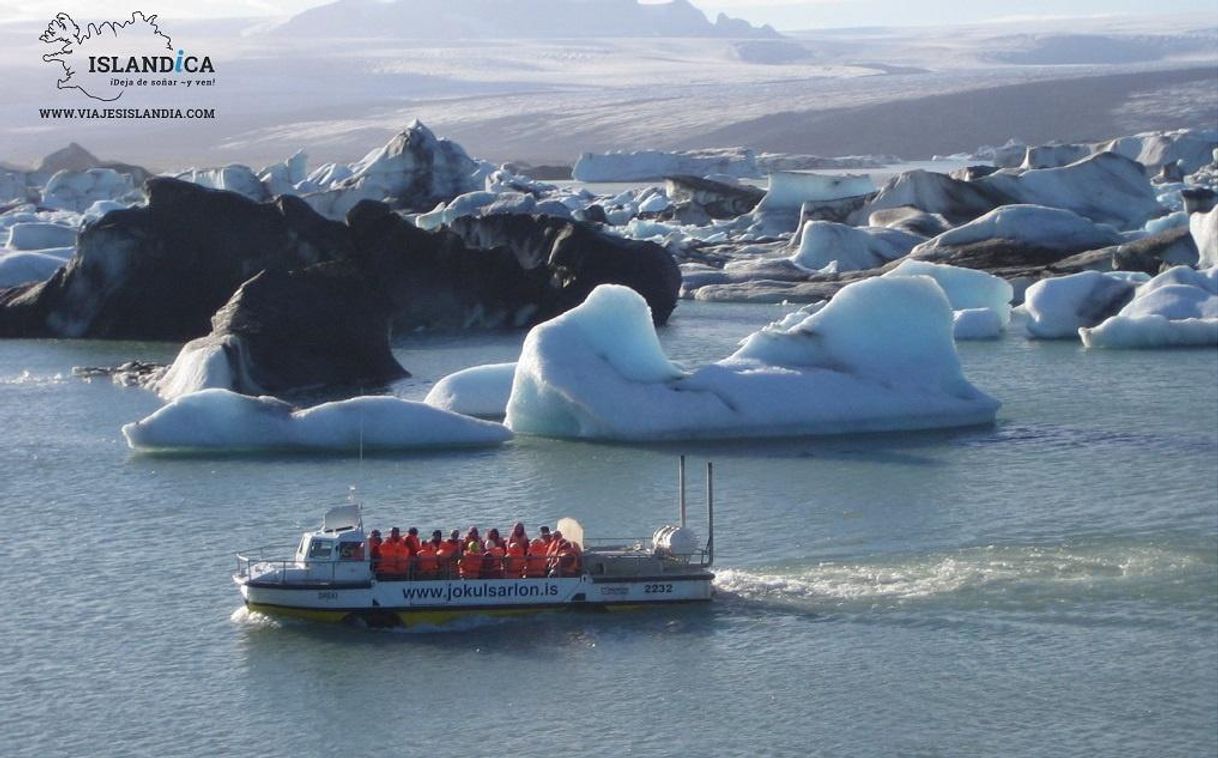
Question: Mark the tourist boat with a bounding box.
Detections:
[234,459,716,627]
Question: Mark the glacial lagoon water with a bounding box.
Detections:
[0,301,1215,757]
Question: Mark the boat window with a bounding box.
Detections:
[308,540,333,560]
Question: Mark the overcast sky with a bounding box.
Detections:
[4,0,1213,30]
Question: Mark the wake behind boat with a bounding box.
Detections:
[234,459,716,627]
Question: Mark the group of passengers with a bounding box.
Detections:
[366,522,582,579]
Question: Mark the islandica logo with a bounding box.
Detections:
[39,11,215,103]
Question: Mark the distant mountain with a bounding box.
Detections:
[271,0,780,39]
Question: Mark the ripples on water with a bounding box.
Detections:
[0,303,1215,757]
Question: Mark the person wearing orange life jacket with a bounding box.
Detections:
[381,527,409,577]
[458,538,484,579]
[463,526,484,553]
[415,540,439,579]
[545,531,562,572]
[561,538,582,577]
[405,527,421,556]
[485,528,506,552]
[524,537,549,578]
[483,540,506,578]
[505,537,528,578]
[550,532,577,577]
[436,530,460,578]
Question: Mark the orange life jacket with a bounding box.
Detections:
[380,538,408,576]
[525,538,549,578]
[459,547,483,579]
[405,534,421,556]
[483,545,506,578]
[416,543,439,576]
[505,541,527,577]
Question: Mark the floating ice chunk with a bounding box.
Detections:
[505,280,998,440]
[756,172,875,213]
[912,205,1123,257]
[952,308,1004,340]
[572,148,758,182]
[1191,205,1218,268]
[41,168,135,212]
[638,193,671,214]
[0,250,66,287]
[1079,266,1218,348]
[6,222,76,250]
[1145,211,1188,236]
[1023,271,1138,339]
[424,362,517,418]
[791,221,921,272]
[882,259,1014,327]
[122,389,512,452]
[175,165,267,201]
[979,152,1160,230]
[151,335,243,400]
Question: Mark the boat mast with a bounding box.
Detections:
[705,461,714,567]
[678,455,687,528]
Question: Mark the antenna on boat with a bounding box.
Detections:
[678,455,687,528]
[705,461,714,567]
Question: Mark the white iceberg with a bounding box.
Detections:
[0,250,67,287]
[1191,204,1217,268]
[424,362,517,418]
[175,165,268,202]
[41,168,135,212]
[911,205,1123,258]
[790,221,921,272]
[1080,266,1218,348]
[882,259,1013,339]
[572,148,759,182]
[755,171,875,214]
[504,281,999,440]
[122,389,512,452]
[6,222,77,250]
[1022,271,1141,339]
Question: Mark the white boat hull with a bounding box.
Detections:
[238,573,714,626]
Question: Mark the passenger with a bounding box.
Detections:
[485,528,506,551]
[382,527,408,577]
[509,522,529,548]
[538,525,553,546]
[415,540,439,579]
[436,532,459,577]
[546,531,566,576]
[463,526,484,553]
[505,538,527,578]
[427,529,444,550]
[483,540,506,579]
[524,537,549,578]
[558,539,581,577]
[405,527,421,557]
[459,539,483,579]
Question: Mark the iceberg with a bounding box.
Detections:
[912,205,1124,259]
[881,259,1013,338]
[424,362,517,419]
[572,148,759,182]
[504,282,999,440]
[6,222,77,250]
[1023,271,1140,339]
[790,221,921,273]
[1080,266,1218,348]
[122,389,511,452]
[0,250,67,288]
[40,168,135,212]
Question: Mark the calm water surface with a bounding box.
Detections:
[0,302,1214,757]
